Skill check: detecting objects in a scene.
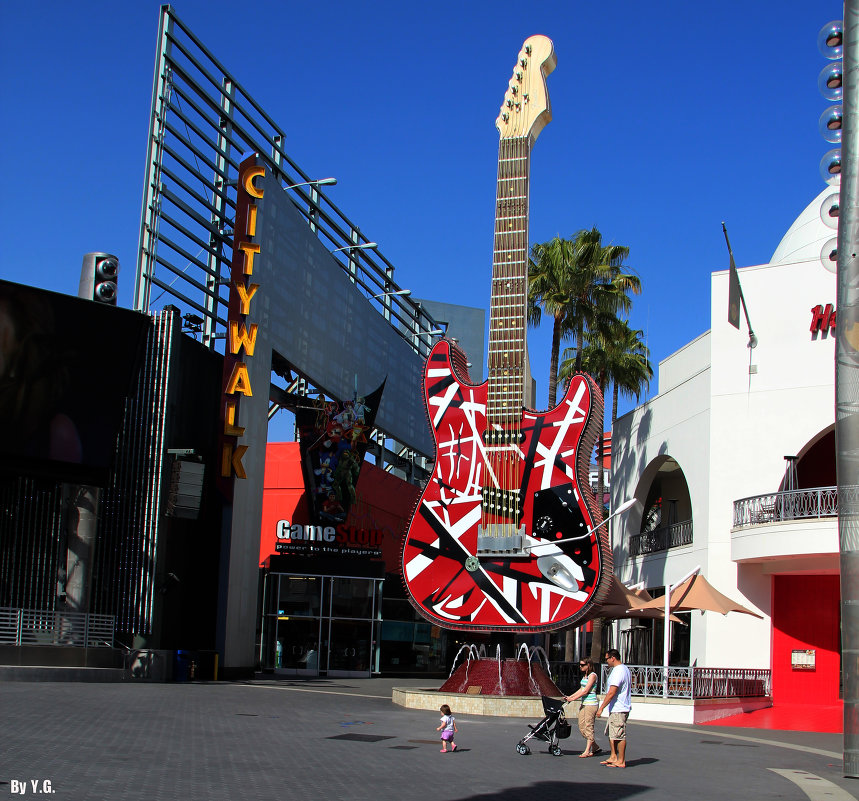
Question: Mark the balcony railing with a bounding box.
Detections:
[629,520,693,557]
[733,487,838,528]
[590,665,772,699]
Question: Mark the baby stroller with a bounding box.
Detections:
[516,695,572,756]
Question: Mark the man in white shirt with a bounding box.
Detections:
[596,648,631,768]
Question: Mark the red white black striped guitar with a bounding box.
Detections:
[401,36,612,632]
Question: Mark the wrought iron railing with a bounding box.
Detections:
[0,607,115,648]
[595,665,771,699]
[629,520,693,557]
[733,487,838,528]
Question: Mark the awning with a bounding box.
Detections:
[631,573,762,618]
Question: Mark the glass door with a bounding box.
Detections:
[324,577,382,678]
[268,573,382,677]
[274,575,323,676]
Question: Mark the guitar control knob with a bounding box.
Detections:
[465,556,480,572]
[535,515,553,536]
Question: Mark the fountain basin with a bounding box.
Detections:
[392,685,552,718]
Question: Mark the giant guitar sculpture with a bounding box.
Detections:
[401,36,612,632]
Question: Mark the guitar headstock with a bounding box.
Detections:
[496,35,556,142]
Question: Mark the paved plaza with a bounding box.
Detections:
[2,677,856,801]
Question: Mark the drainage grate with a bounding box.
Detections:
[327,733,395,743]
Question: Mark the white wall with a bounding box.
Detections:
[610,191,837,671]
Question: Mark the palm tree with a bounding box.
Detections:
[560,318,652,508]
[528,228,640,407]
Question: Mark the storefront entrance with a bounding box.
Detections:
[263,573,382,677]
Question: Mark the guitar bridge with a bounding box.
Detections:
[476,525,528,557]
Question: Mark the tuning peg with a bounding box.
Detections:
[520,57,527,67]
[515,71,522,81]
[506,99,513,108]
[510,84,518,95]
[525,44,532,55]
[502,112,510,122]
[524,93,530,103]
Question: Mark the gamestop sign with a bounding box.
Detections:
[276,520,383,557]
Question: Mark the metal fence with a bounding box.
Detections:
[0,607,115,648]
[629,520,693,557]
[588,664,772,699]
[733,487,838,528]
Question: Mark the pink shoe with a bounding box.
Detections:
[451,744,457,751]
[440,749,448,753]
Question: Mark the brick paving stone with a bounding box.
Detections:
[0,678,854,801]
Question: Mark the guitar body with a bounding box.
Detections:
[401,340,611,632]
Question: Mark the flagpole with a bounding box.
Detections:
[722,222,758,349]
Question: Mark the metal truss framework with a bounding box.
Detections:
[135,5,441,472]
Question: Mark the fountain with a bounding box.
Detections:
[438,643,562,697]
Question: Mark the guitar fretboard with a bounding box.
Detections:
[487,136,531,425]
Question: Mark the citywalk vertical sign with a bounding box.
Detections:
[219,155,264,487]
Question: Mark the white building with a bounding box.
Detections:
[610,187,840,706]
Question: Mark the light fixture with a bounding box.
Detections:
[818,20,844,60]
[820,191,840,229]
[820,148,842,185]
[285,177,337,190]
[819,105,843,144]
[182,313,204,333]
[819,63,844,102]
[414,329,445,337]
[371,289,411,299]
[333,242,378,253]
[821,237,839,273]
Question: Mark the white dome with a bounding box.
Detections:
[770,186,837,266]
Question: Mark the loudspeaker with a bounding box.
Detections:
[79,252,119,305]
[166,459,205,519]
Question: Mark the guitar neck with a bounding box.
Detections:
[487,135,531,424]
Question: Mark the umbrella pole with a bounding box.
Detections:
[663,590,670,698]
[663,566,701,698]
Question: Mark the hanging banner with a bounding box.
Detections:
[295,380,386,524]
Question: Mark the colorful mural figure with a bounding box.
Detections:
[295,381,386,524]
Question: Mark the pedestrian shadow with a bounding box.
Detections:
[600,757,658,768]
[463,780,650,801]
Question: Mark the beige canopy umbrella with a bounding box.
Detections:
[630,567,762,696]
[632,572,763,618]
[593,575,684,623]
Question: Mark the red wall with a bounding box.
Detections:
[771,574,840,704]
[259,442,420,570]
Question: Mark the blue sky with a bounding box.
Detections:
[0,0,841,430]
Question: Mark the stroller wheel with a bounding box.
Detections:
[551,745,563,757]
[516,743,530,755]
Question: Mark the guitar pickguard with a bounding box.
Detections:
[401,340,611,632]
